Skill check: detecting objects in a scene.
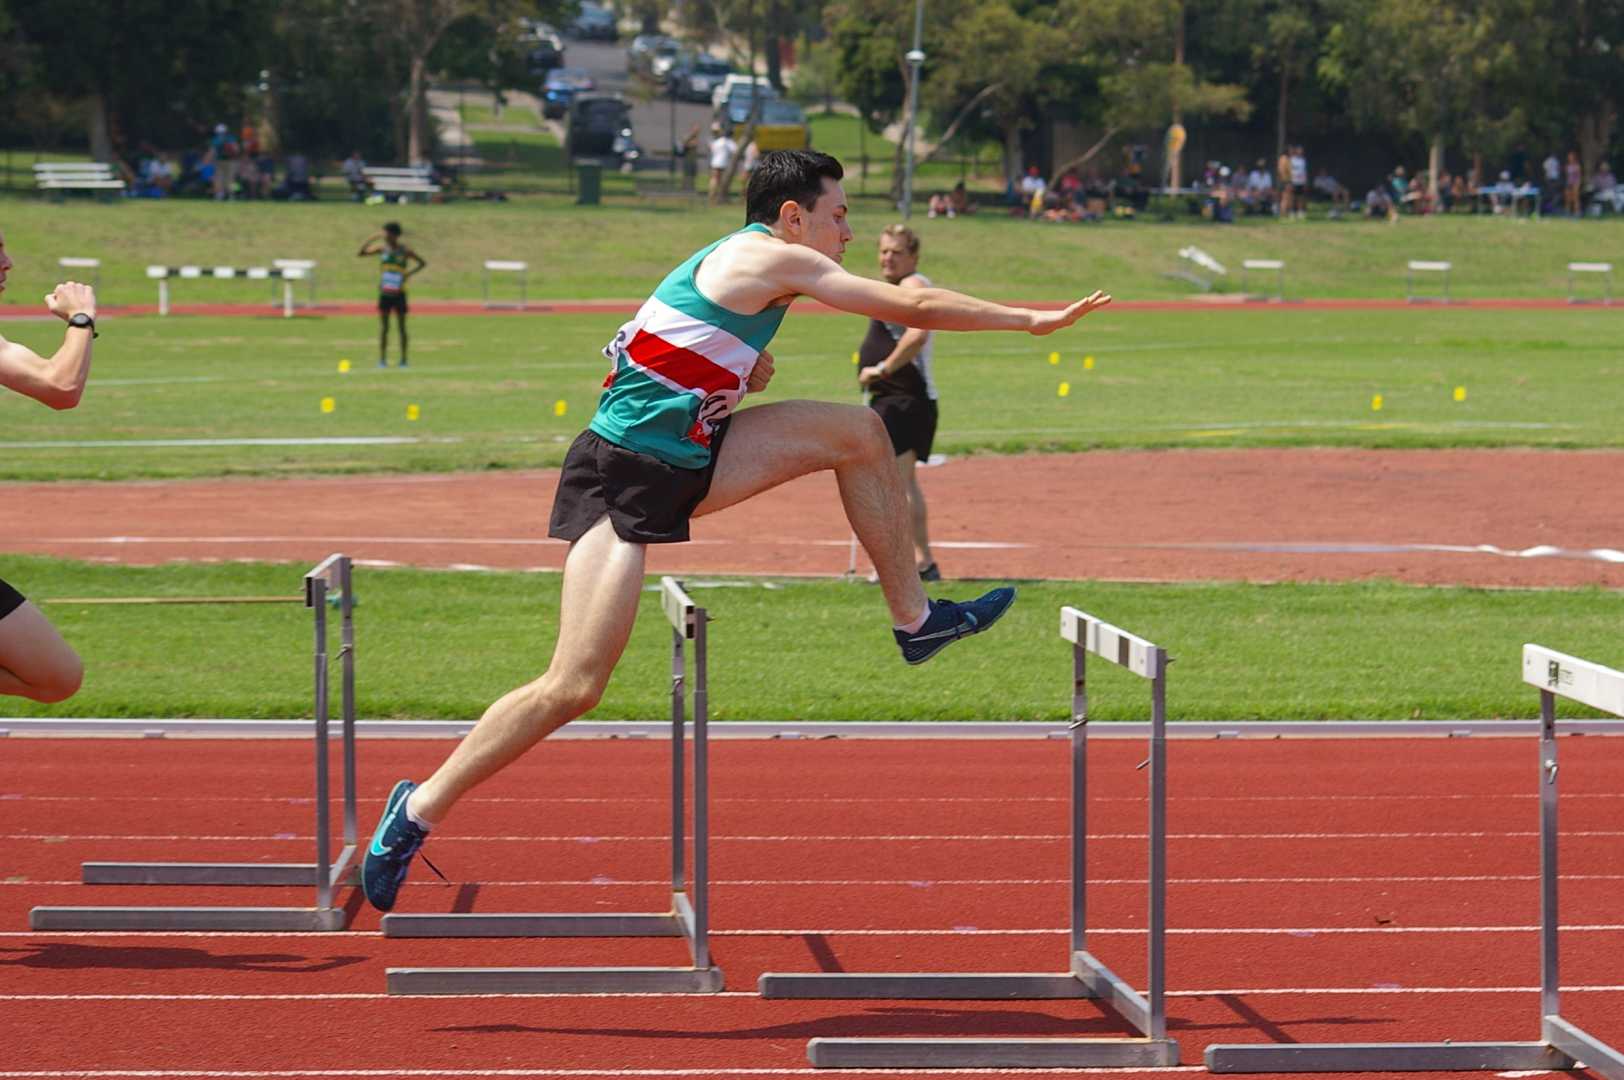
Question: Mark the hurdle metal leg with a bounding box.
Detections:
[1205,645,1624,1077]
[384,576,723,995]
[760,608,1179,1070]
[29,556,360,932]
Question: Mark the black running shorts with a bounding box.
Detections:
[548,420,731,545]
[1,576,25,621]
[870,394,938,460]
[378,292,408,315]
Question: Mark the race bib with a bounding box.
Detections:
[380,270,404,293]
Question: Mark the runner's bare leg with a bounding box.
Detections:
[0,603,83,702]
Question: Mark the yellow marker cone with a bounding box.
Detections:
[406,404,420,421]
[320,397,335,414]
[1453,386,1467,402]
[1083,355,1095,370]
[554,399,568,417]
[1048,351,1060,365]
[1371,394,1383,412]
[1058,382,1071,398]
[338,358,352,374]
[851,351,860,366]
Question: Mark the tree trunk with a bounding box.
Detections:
[88,92,114,163]
[1276,66,1289,161]
[1003,125,1020,192]
[1578,106,1616,183]
[1049,127,1121,187]
[1169,1,1185,190]
[1427,134,1442,210]
[407,53,430,163]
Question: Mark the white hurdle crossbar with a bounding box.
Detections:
[383,576,723,995]
[147,264,309,318]
[1241,259,1285,301]
[1566,261,1612,304]
[1406,260,1453,303]
[482,259,529,309]
[57,257,102,295]
[756,606,1178,1070]
[1205,645,1624,1078]
[28,555,360,932]
[272,259,319,309]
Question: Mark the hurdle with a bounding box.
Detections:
[382,576,723,995]
[1566,261,1613,304]
[28,554,359,933]
[57,257,102,295]
[147,264,309,317]
[481,259,529,309]
[272,259,319,309]
[1241,259,1285,301]
[1405,260,1452,303]
[757,606,1178,1070]
[1204,644,1624,1078]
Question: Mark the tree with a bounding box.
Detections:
[1252,0,1319,158]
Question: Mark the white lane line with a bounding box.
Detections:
[1,985,1621,1002]
[10,830,1623,842]
[9,793,1624,806]
[4,925,1623,938]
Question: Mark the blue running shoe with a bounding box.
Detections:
[362,779,429,912]
[893,587,1017,665]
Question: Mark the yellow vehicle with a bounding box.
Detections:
[728,98,811,151]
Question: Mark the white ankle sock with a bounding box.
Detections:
[895,604,932,635]
[404,791,437,831]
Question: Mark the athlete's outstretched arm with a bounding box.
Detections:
[0,282,97,410]
[772,246,1110,334]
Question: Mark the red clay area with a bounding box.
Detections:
[4,449,1622,588]
[3,735,1621,1078]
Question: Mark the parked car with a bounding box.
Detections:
[523,21,564,73]
[541,67,596,119]
[569,1,617,40]
[626,34,678,76]
[667,54,733,103]
[566,94,638,167]
[732,98,811,151]
[711,73,776,112]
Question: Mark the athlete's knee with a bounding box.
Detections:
[532,668,608,721]
[30,650,83,703]
[840,408,892,464]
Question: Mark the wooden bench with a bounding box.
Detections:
[34,162,125,200]
[362,166,441,201]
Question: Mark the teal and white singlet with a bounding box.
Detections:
[591,223,788,469]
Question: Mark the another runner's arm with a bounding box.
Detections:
[0,283,97,410]
[357,235,383,256]
[773,246,1110,336]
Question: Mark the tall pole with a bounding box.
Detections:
[901,0,925,219]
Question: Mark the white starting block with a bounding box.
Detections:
[147,265,309,318]
[1406,260,1452,303]
[482,260,529,309]
[272,259,319,309]
[1241,258,1285,300]
[57,257,102,295]
[1566,261,1612,304]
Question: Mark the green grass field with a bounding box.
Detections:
[2,196,1622,307]
[0,306,1619,481]
[1,557,1619,723]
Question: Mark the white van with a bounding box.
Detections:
[711,74,776,111]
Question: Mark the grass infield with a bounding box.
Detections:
[0,557,1619,723]
[1,306,1621,481]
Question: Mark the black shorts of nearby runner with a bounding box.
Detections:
[1,576,26,621]
[378,292,408,315]
[548,419,732,545]
[869,394,938,459]
[1292,182,1309,200]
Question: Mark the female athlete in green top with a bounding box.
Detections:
[357,222,426,368]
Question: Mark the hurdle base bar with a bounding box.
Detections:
[809,1037,1180,1069]
[760,972,1093,1000]
[83,849,359,887]
[1546,1016,1624,1080]
[29,905,347,932]
[383,908,686,939]
[1205,1042,1573,1073]
[387,965,724,995]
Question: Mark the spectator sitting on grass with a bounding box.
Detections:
[948,180,975,216]
[927,191,953,218]
[136,142,173,197]
[1242,158,1274,214]
[1312,169,1349,217]
[277,153,314,201]
[1592,162,1621,213]
[1019,166,1046,217]
[1365,182,1395,220]
[342,150,368,200]
[1206,165,1236,223]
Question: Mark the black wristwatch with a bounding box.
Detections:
[67,313,98,338]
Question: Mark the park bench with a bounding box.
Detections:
[33,162,125,200]
[362,165,441,201]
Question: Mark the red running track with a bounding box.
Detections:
[1,736,1621,1079]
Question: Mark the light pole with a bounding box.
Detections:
[901,0,925,219]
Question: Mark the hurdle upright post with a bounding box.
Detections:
[757,606,1179,1070]
[28,555,360,932]
[382,576,724,995]
[1204,644,1624,1077]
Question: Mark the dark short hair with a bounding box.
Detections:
[383,222,402,236]
[745,150,844,226]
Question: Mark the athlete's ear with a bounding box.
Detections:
[778,198,803,237]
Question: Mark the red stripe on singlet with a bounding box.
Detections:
[624,329,741,396]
